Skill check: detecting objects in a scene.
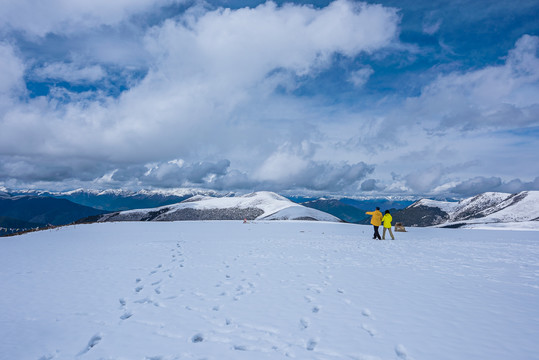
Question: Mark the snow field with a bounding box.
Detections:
[0,221,538,360]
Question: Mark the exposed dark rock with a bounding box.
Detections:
[94,207,265,222]
[392,205,449,227]
[157,207,264,221]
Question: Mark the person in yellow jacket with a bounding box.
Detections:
[382,210,395,240]
[366,207,383,240]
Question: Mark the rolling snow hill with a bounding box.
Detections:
[1,221,538,360]
[394,191,539,229]
[92,191,342,223]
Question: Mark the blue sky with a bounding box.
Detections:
[0,0,538,197]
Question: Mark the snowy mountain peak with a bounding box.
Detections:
[401,191,539,229]
[95,191,341,223]
[452,192,510,218]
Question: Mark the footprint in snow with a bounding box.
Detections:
[307,285,323,294]
[395,344,410,359]
[362,324,377,337]
[38,351,58,360]
[306,338,318,351]
[120,311,133,320]
[191,333,204,343]
[78,333,103,355]
[135,297,163,307]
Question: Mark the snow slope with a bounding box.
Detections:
[1,221,538,360]
[97,191,341,222]
[411,198,458,213]
[476,191,539,222]
[450,192,511,220]
[408,191,539,229]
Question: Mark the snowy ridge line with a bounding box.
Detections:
[406,191,539,229]
[94,191,342,223]
[2,187,423,202]
[6,187,224,198]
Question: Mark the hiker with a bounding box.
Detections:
[366,207,383,240]
[382,210,395,240]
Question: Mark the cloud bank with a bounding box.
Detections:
[0,0,538,196]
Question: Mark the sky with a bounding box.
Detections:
[0,0,538,197]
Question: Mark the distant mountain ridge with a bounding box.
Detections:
[300,199,369,223]
[4,188,536,233]
[8,188,221,211]
[0,196,107,235]
[7,188,418,214]
[394,191,539,229]
[87,191,342,223]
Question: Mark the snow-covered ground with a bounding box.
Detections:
[448,221,539,231]
[1,221,538,360]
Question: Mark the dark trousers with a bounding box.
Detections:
[373,226,381,240]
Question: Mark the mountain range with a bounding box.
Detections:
[6,188,217,211]
[393,191,539,229]
[2,188,537,235]
[2,188,409,235]
[87,191,341,223]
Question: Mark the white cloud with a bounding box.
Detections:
[0,43,25,96]
[0,0,401,178]
[349,66,374,87]
[348,34,539,195]
[33,62,106,83]
[142,0,399,87]
[422,15,442,35]
[448,176,539,196]
[1,1,536,196]
[256,150,309,183]
[404,35,539,131]
[0,43,26,119]
[404,164,445,194]
[0,0,179,36]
